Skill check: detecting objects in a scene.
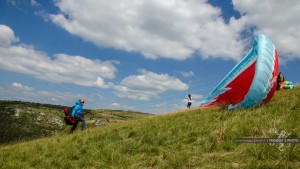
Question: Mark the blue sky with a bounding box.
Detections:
[0,0,299,114]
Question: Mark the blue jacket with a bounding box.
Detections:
[71,100,83,117]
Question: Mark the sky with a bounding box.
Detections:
[0,0,299,114]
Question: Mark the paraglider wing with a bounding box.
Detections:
[200,34,278,109]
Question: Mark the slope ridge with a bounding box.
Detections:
[1,86,299,168]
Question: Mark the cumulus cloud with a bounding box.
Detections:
[232,0,300,60]
[0,25,19,46]
[10,82,33,91]
[48,0,300,61]
[0,25,118,88]
[111,69,188,100]
[49,0,246,61]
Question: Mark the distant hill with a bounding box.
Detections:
[0,86,299,168]
[0,101,151,144]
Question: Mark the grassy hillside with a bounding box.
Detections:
[0,86,299,168]
[0,101,150,144]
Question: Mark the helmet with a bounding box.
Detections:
[79,99,85,103]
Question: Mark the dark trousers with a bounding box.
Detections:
[70,116,86,133]
[187,102,192,108]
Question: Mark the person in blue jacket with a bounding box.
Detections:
[70,99,86,133]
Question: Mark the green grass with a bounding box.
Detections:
[0,86,299,168]
[0,101,150,145]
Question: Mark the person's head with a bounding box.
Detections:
[79,99,85,106]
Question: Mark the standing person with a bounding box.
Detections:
[187,94,192,109]
[276,72,285,90]
[70,99,86,134]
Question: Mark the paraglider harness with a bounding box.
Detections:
[64,106,76,125]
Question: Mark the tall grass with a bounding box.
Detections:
[0,86,299,168]
[0,101,149,145]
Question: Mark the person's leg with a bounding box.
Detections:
[187,102,191,108]
[69,122,78,134]
[78,116,87,131]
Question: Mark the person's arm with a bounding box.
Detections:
[71,106,78,117]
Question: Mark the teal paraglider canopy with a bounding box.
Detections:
[200,34,278,109]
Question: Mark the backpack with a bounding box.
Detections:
[63,106,76,125]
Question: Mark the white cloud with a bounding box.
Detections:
[49,0,246,61]
[0,82,103,108]
[108,102,136,112]
[232,0,300,60]
[3,82,70,103]
[0,25,118,88]
[110,102,120,107]
[7,0,19,6]
[34,10,50,22]
[48,0,300,61]
[111,69,188,100]
[181,71,195,77]
[191,93,203,100]
[10,82,33,91]
[0,25,19,46]
[30,0,39,6]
